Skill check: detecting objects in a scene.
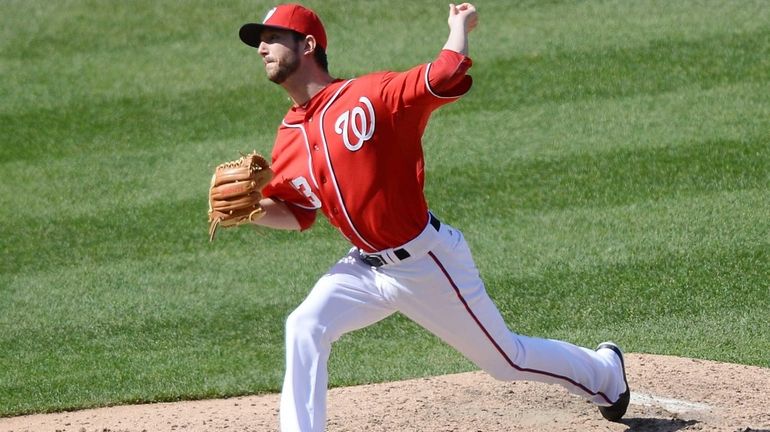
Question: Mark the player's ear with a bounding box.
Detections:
[302,35,317,56]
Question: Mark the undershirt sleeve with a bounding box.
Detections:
[262,182,317,231]
[281,201,317,231]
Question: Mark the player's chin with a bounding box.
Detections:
[263,69,279,83]
[260,63,277,81]
[266,71,287,84]
[266,65,296,84]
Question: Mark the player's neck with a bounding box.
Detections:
[283,67,335,108]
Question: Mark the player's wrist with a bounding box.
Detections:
[442,30,469,56]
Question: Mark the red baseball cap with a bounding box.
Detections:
[239,3,327,51]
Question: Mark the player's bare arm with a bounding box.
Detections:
[252,197,301,231]
[443,3,478,56]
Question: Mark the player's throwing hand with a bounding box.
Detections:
[448,3,478,34]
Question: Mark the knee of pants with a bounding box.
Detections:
[285,307,330,348]
[473,340,523,381]
[485,366,520,382]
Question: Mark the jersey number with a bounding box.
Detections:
[334,96,375,151]
[291,177,322,209]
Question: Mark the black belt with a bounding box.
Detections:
[360,214,441,267]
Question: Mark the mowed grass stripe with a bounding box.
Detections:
[0,195,343,276]
[426,81,770,164]
[463,188,768,275]
[0,220,342,309]
[431,136,767,213]
[0,84,286,162]
[0,1,254,59]
[603,305,770,367]
[467,27,769,111]
[474,0,769,55]
[1,313,287,415]
[485,245,767,326]
[0,136,278,221]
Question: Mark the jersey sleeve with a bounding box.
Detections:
[427,49,473,97]
[380,49,473,109]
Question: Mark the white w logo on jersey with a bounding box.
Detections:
[334,96,375,151]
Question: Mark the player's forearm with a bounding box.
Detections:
[252,198,302,231]
[442,28,470,56]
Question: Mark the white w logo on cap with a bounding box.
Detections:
[263,7,276,23]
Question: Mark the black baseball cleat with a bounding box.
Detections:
[596,342,630,422]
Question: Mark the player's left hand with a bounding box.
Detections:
[208,151,274,241]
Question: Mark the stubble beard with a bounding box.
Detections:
[266,50,301,84]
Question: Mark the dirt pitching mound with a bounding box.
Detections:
[1,354,768,432]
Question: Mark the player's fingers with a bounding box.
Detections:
[454,3,477,23]
[456,3,475,11]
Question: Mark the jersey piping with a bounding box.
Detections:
[317,79,377,251]
[424,61,467,99]
[280,121,322,210]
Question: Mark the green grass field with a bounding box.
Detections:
[1,0,768,418]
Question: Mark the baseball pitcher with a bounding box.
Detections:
[211,3,630,431]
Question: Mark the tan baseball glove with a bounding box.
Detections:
[208,151,273,241]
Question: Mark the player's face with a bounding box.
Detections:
[258,29,302,84]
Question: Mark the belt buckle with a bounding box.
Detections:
[361,252,386,267]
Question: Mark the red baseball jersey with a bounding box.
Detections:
[262,50,472,252]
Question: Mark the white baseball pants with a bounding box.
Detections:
[279,216,627,432]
